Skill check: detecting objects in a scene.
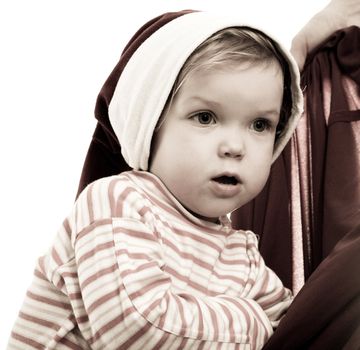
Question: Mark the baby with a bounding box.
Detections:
[8,10,303,350]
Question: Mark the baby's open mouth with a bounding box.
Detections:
[212,175,239,186]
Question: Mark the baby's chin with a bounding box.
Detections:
[180,196,244,224]
[187,206,234,224]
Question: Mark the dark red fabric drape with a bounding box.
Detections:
[231,147,294,289]
[263,223,360,349]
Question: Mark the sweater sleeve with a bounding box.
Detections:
[244,231,293,328]
[7,176,280,350]
[74,217,274,349]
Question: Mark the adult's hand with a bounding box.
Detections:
[290,0,360,71]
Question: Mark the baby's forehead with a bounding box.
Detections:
[197,60,284,75]
[171,64,284,113]
[176,60,284,94]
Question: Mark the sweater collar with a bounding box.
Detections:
[125,170,233,233]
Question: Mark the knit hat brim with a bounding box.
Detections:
[108,11,303,170]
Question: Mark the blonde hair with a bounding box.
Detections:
[158,27,292,139]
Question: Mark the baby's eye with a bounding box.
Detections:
[251,119,271,132]
[192,112,216,125]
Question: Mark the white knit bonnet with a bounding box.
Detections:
[108,11,303,170]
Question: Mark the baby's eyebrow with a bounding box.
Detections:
[256,109,281,117]
[187,96,222,107]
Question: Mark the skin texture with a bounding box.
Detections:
[150,62,283,222]
[290,0,360,70]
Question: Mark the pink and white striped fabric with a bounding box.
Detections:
[8,171,292,349]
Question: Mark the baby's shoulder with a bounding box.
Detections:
[228,229,260,251]
[54,172,151,250]
[243,230,260,246]
[76,171,149,221]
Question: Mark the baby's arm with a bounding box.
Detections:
[244,231,293,328]
[7,191,274,349]
[8,176,284,350]
[73,217,273,349]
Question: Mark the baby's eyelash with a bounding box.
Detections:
[251,118,274,132]
[190,111,216,125]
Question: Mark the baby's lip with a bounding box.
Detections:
[211,172,241,185]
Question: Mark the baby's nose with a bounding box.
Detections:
[218,137,245,159]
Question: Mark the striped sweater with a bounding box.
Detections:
[8,170,292,349]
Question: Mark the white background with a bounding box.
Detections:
[1,0,329,346]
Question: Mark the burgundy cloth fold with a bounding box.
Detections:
[263,223,360,349]
[76,10,195,198]
[231,148,293,288]
[302,26,360,269]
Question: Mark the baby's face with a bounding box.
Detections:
[150,62,283,222]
